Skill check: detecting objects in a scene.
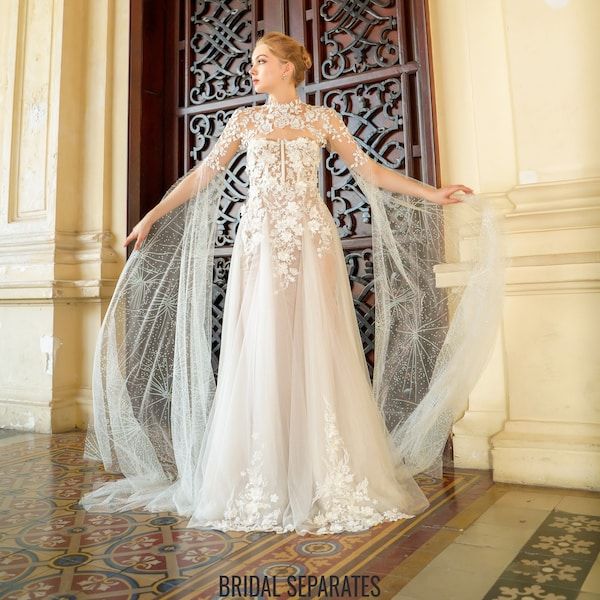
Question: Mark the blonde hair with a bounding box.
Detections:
[256,32,312,87]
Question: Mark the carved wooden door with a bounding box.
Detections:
[129,0,438,377]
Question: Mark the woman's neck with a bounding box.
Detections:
[267,92,301,105]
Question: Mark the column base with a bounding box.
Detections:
[491,421,600,491]
[0,389,90,433]
[453,410,506,469]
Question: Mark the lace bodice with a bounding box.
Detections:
[202,98,370,176]
[241,136,331,289]
[246,137,321,198]
[200,98,372,291]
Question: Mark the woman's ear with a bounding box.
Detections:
[287,63,296,82]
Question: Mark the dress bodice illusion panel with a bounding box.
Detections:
[240,136,336,292]
[81,98,505,536]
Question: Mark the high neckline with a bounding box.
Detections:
[265,96,303,110]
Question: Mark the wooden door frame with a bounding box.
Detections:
[127,0,178,256]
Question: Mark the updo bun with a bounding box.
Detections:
[300,46,312,70]
[256,32,312,87]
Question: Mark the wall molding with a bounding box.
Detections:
[0,230,119,265]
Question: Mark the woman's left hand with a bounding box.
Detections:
[428,185,474,205]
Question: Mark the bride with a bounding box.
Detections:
[81,32,504,535]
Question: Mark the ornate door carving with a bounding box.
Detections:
[130,0,438,377]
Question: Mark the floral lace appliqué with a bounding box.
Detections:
[200,434,293,534]
[309,398,414,534]
[241,136,334,292]
[321,106,369,171]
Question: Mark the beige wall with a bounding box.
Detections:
[429,0,600,490]
[0,0,129,431]
[0,0,598,491]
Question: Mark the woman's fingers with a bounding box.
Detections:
[123,217,154,250]
[123,230,136,247]
[431,184,475,205]
[133,233,145,251]
[447,185,475,203]
[124,226,145,249]
[451,185,472,194]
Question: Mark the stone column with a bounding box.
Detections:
[0,0,129,432]
[428,0,600,490]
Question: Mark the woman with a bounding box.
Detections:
[81,32,504,535]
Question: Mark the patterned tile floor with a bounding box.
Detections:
[0,429,598,599]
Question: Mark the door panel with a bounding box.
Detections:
[130,0,438,378]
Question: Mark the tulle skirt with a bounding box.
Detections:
[189,211,430,534]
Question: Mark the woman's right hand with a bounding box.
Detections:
[124,213,156,250]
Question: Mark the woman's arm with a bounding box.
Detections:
[370,162,474,205]
[125,109,245,250]
[323,107,474,205]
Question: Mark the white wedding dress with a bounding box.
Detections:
[81,98,504,535]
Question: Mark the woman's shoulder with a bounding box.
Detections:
[308,103,333,115]
[231,105,254,119]
[231,105,261,125]
[229,102,334,128]
[236,102,330,112]
[224,106,254,131]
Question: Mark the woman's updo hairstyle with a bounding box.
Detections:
[256,32,312,87]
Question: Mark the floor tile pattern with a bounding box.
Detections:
[0,431,492,599]
[482,509,600,600]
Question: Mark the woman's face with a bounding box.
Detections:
[249,44,294,94]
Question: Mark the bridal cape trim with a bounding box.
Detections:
[81,128,505,520]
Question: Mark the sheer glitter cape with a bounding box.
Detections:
[81,124,505,515]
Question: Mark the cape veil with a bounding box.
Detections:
[81,157,505,514]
